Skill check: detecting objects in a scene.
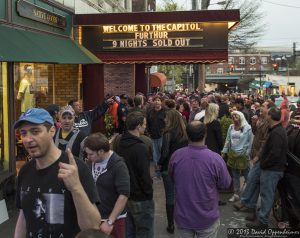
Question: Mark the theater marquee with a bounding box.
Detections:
[82,22,228,52]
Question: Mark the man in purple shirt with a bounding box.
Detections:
[169,121,231,238]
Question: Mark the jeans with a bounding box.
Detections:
[241,162,261,209]
[162,174,175,206]
[126,200,155,238]
[257,170,284,225]
[177,218,220,238]
[231,167,249,195]
[152,137,162,177]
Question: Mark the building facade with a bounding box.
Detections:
[205,50,274,92]
[0,0,102,204]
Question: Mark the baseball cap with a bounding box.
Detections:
[14,108,54,129]
[120,94,128,100]
[60,105,75,116]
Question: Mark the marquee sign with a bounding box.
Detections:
[82,22,228,52]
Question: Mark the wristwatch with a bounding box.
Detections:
[107,219,114,226]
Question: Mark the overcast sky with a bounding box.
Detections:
[156,0,300,49]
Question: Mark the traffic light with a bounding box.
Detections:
[230,64,234,72]
[272,63,278,71]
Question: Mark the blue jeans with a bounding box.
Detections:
[152,137,162,177]
[257,170,284,225]
[241,162,261,209]
[126,200,154,238]
[231,167,249,195]
[177,218,220,238]
[162,174,175,205]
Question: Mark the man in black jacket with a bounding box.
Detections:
[115,111,154,238]
[146,95,166,178]
[246,107,287,228]
[68,98,113,136]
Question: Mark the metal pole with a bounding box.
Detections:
[259,53,262,95]
[287,59,290,95]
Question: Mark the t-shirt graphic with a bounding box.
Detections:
[35,194,64,224]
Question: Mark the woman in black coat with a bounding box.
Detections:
[158,109,188,234]
[203,103,223,154]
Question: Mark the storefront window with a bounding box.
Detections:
[279,85,286,95]
[288,83,295,96]
[14,63,54,118]
[0,62,9,174]
[14,63,55,165]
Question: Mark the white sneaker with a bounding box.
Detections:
[228,194,240,202]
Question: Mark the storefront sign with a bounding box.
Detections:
[82,22,228,52]
[17,0,66,29]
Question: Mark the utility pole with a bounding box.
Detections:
[293,42,300,67]
[201,0,211,9]
[192,0,198,10]
[196,0,210,93]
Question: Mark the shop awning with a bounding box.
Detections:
[0,24,101,64]
[150,72,167,88]
[249,80,272,89]
[206,75,240,84]
[263,81,272,88]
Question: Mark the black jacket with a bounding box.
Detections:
[260,123,288,171]
[88,153,130,219]
[205,120,223,155]
[158,129,188,172]
[115,133,153,201]
[218,102,230,119]
[74,102,108,136]
[146,108,166,139]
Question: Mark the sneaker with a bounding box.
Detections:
[233,201,245,210]
[166,224,174,234]
[228,194,240,202]
[245,212,256,221]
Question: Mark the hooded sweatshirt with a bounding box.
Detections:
[115,132,153,201]
[88,153,130,219]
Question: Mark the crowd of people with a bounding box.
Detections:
[13,90,300,238]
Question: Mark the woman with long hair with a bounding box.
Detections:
[158,109,188,234]
[203,103,223,154]
[222,111,253,202]
[178,102,191,122]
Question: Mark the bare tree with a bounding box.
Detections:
[157,0,184,11]
[201,0,211,9]
[223,0,266,49]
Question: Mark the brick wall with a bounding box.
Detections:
[104,64,135,97]
[53,64,80,107]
